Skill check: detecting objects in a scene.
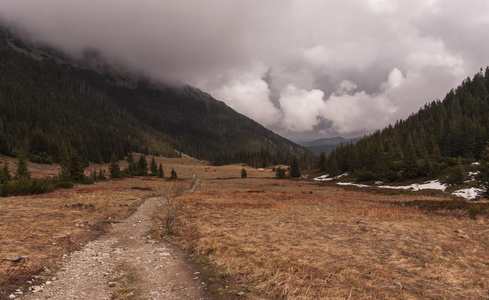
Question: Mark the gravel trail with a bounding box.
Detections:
[22,173,208,300]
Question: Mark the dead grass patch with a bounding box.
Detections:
[154,163,489,299]
[0,159,194,297]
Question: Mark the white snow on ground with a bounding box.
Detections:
[453,188,484,200]
[378,180,447,191]
[314,175,484,200]
[314,173,348,181]
[337,182,370,188]
[314,174,331,181]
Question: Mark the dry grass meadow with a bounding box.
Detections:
[2,156,489,299]
[155,163,489,299]
[0,155,198,296]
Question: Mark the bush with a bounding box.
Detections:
[384,170,400,183]
[0,179,54,197]
[54,181,74,189]
[354,168,376,183]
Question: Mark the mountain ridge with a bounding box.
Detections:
[301,136,360,155]
[0,27,310,167]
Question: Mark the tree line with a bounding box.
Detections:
[318,67,489,185]
[0,149,178,197]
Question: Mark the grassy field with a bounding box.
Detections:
[0,156,198,297]
[154,163,489,299]
[2,157,489,299]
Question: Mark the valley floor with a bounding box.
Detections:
[2,158,489,299]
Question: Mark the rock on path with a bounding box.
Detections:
[23,175,208,300]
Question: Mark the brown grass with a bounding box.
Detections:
[3,157,489,299]
[155,164,489,299]
[0,157,198,296]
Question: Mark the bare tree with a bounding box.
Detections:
[159,183,186,234]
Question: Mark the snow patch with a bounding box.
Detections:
[452,187,484,200]
[337,182,370,188]
[378,180,447,191]
[314,173,348,181]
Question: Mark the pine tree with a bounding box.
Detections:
[15,151,31,180]
[275,167,286,179]
[150,156,158,176]
[158,163,164,178]
[289,156,301,178]
[58,147,71,180]
[241,168,247,178]
[109,154,122,179]
[127,152,134,164]
[447,157,466,185]
[138,154,148,176]
[170,168,177,180]
[69,148,85,182]
[327,155,340,179]
[478,142,489,196]
[0,161,11,183]
[318,152,327,172]
[402,135,418,179]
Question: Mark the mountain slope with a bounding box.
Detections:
[301,136,360,155]
[328,68,489,182]
[0,28,308,166]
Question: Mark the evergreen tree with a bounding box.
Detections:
[402,135,418,179]
[275,167,286,179]
[138,154,148,176]
[109,154,122,179]
[478,142,489,196]
[158,163,164,178]
[318,152,327,172]
[58,147,71,180]
[327,155,340,179]
[289,156,301,178]
[68,148,85,182]
[15,151,31,180]
[170,168,177,180]
[150,156,158,176]
[241,168,247,178]
[0,161,11,183]
[446,157,466,185]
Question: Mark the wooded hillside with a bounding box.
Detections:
[0,29,309,167]
[326,68,489,182]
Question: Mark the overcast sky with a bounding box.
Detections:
[1,0,489,141]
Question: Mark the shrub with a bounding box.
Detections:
[241,168,247,178]
[54,181,74,189]
[0,179,54,197]
[354,168,376,183]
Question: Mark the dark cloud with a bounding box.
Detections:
[1,0,488,139]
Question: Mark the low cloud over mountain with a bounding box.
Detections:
[2,0,489,139]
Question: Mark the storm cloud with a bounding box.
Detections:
[1,0,489,140]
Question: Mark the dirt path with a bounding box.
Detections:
[22,172,209,300]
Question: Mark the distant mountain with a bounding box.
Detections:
[0,28,309,167]
[301,136,360,155]
[328,67,489,182]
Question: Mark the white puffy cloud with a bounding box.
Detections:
[279,85,326,132]
[211,63,281,127]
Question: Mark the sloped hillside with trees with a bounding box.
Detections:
[0,28,309,167]
[326,68,489,183]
